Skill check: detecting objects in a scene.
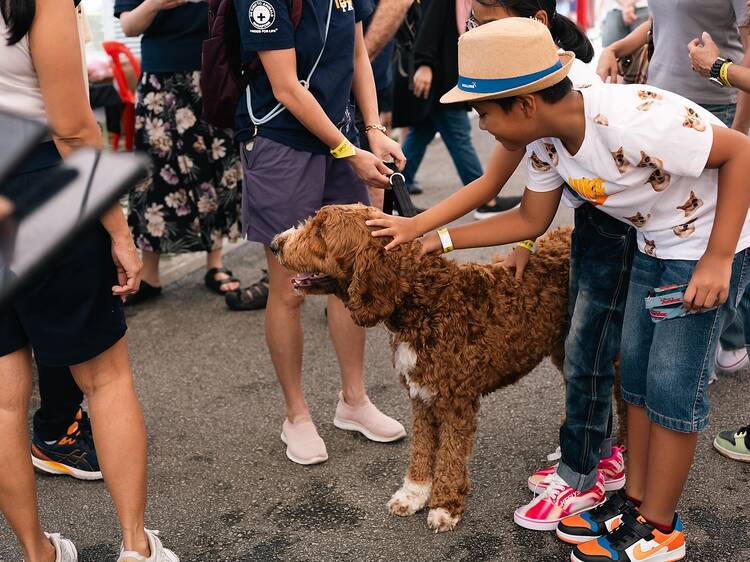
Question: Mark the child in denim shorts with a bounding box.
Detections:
[369,18,750,561]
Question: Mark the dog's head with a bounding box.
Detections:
[270,204,411,327]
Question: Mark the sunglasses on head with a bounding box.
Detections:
[465,0,548,32]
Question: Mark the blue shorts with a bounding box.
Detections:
[620,249,750,433]
[240,136,370,246]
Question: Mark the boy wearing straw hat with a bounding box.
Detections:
[367,17,750,562]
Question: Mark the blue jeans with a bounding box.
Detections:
[621,249,750,432]
[558,205,636,491]
[701,102,750,352]
[401,107,483,187]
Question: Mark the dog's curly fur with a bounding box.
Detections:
[272,205,586,532]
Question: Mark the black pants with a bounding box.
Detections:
[33,362,83,441]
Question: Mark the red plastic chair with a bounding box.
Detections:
[102,41,141,151]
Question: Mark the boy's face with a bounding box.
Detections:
[473,100,538,152]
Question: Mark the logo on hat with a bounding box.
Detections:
[249,0,275,30]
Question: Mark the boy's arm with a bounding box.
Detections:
[684,125,750,309]
[367,145,525,249]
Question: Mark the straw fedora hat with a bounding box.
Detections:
[441,17,575,104]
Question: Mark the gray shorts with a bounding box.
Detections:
[240,136,370,245]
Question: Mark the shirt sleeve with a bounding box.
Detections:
[525,143,566,192]
[354,0,374,24]
[113,0,141,18]
[732,0,748,27]
[235,0,295,59]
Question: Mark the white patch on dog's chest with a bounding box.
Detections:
[394,342,434,402]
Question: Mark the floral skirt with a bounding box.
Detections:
[131,71,241,254]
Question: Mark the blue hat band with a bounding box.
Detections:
[458,60,563,94]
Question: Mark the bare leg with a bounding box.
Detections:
[140,250,161,287]
[427,399,479,532]
[206,246,240,292]
[0,347,55,562]
[389,400,438,516]
[639,423,698,526]
[624,404,650,502]
[70,337,149,557]
[327,295,367,407]
[265,247,309,422]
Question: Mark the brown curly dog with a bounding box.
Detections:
[270,204,573,533]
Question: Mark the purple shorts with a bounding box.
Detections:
[240,136,370,245]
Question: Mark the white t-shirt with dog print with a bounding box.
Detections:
[525,83,750,260]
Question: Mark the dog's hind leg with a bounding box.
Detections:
[388,399,437,517]
[426,399,479,533]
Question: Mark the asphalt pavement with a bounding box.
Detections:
[2,123,749,562]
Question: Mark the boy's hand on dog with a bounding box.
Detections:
[496,246,531,281]
[366,210,420,250]
[683,253,732,311]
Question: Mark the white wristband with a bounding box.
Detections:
[437,227,454,253]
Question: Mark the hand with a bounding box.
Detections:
[367,130,406,171]
[148,0,188,10]
[683,253,732,312]
[688,32,721,78]
[348,148,392,189]
[111,235,142,299]
[366,210,420,250]
[596,47,620,84]
[417,231,442,256]
[621,3,637,25]
[413,65,433,100]
[495,246,531,281]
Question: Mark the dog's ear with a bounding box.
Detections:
[346,244,399,327]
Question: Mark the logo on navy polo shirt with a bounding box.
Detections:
[334,0,354,12]
[249,0,276,31]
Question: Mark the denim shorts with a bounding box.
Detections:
[620,249,750,433]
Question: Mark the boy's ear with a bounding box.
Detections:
[517,94,537,118]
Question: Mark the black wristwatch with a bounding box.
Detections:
[710,57,731,87]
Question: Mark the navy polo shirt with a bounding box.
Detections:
[234,0,372,153]
[113,1,208,73]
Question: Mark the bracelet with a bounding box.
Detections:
[517,239,536,253]
[364,124,387,134]
[330,138,356,159]
[720,61,733,88]
[437,227,454,253]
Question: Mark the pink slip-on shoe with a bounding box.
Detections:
[528,445,626,493]
[280,419,328,465]
[333,392,407,443]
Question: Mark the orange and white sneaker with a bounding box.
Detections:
[529,446,626,493]
[571,512,686,562]
[514,472,605,531]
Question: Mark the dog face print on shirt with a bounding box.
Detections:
[683,107,707,132]
[611,147,630,174]
[644,238,657,257]
[567,176,609,206]
[637,101,654,112]
[544,142,559,166]
[593,114,609,126]
[646,168,671,192]
[530,151,552,172]
[677,191,703,217]
[638,90,663,101]
[625,212,651,228]
[673,218,697,239]
[637,151,664,170]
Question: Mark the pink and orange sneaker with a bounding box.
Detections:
[528,445,626,493]
[514,472,605,531]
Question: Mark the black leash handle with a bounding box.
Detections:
[383,163,418,218]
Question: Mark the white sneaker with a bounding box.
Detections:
[117,529,179,562]
[44,533,78,562]
[716,344,749,373]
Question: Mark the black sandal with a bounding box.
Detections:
[225,269,269,311]
[124,281,162,306]
[204,267,240,295]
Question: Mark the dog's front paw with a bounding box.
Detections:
[427,507,461,533]
[388,478,432,517]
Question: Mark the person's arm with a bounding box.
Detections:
[259,48,391,187]
[683,125,750,310]
[364,0,413,60]
[366,145,525,249]
[411,0,445,99]
[118,0,185,37]
[597,17,651,82]
[351,21,405,168]
[419,187,563,254]
[31,0,141,296]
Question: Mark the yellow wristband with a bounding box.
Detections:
[517,239,536,253]
[330,139,356,159]
[437,227,454,253]
[720,61,733,88]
